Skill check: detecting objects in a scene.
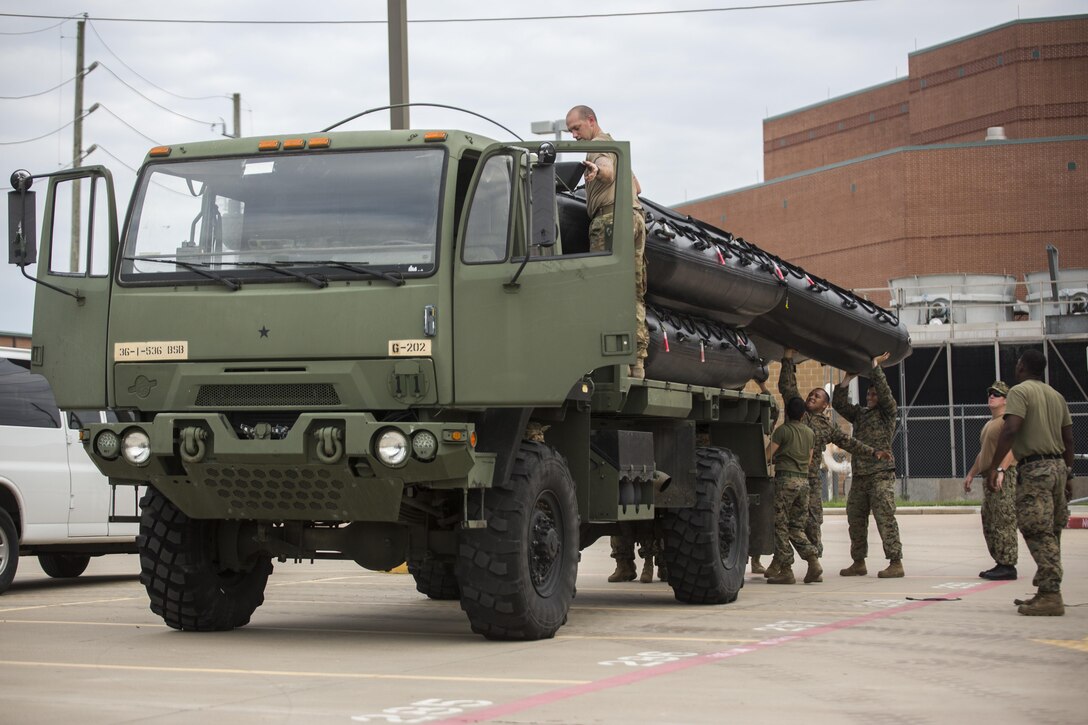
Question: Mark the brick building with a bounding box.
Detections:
[676,14,1087,293]
[702,15,1088,498]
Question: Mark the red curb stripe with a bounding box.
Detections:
[437,579,1011,724]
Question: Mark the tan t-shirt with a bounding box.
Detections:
[1004,379,1072,460]
[585,131,641,218]
[978,416,1005,475]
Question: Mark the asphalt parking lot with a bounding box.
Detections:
[1,510,1084,725]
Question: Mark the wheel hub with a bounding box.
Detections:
[529,496,564,596]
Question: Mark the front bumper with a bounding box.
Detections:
[84,413,494,521]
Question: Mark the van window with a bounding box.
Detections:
[0,358,61,428]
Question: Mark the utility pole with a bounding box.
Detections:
[232,92,241,138]
[388,0,409,130]
[70,14,87,272]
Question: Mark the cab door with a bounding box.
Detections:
[29,167,118,409]
[452,142,637,405]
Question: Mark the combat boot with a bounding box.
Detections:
[803,555,823,584]
[750,556,766,574]
[763,559,783,579]
[1013,593,1039,606]
[1018,591,1064,616]
[767,567,796,585]
[657,561,668,581]
[839,560,867,577]
[878,560,905,578]
[639,557,654,584]
[608,559,637,582]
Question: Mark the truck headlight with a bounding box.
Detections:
[411,430,438,461]
[95,430,121,460]
[121,429,152,466]
[375,428,409,467]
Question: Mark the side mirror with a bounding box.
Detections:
[8,169,37,267]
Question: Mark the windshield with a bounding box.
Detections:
[119,148,445,284]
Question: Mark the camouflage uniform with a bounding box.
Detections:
[585,132,648,368]
[770,420,817,566]
[982,465,1019,566]
[832,365,903,562]
[1004,378,1073,595]
[974,413,1018,567]
[779,358,881,557]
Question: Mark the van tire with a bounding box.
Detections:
[660,447,748,604]
[456,442,579,640]
[38,553,91,579]
[139,488,272,631]
[0,509,19,594]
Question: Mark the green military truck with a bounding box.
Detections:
[7,127,774,640]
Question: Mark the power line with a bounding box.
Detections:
[95,104,161,145]
[87,21,228,102]
[96,62,221,127]
[0,16,70,34]
[0,105,97,145]
[0,71,83,100]
[0,2,873,26]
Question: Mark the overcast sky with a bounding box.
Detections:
[1,0,1083,334]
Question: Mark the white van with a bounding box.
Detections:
[0,347,140,593]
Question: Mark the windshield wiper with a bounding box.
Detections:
[124,256,241,291]
[281,260,406,286]
[216,261,328,288]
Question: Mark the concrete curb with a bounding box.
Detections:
[823,506,978,516]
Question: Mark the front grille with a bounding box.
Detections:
[195,383,340,407]
[202,464,347,515]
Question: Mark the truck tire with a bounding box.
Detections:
[138,487,272,631]
[38,553,91,579]
[407,557,460,600]
[0,509,18,594]
[660,447,748,604]
[456,442,579,640]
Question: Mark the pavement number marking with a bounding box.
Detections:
[754,620,824,633]
[598,651,698,667]
[351,699,493,723]
[859,599,908,609]
[934,582,976,590]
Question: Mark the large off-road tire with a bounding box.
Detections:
[0,508,19,594]
[38,553,91,579]
[660,447,748,604]
[407,556,460,600]
[456,442,579,641]
[138,487,272,631]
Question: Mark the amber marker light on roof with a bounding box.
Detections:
[423,131,447,142]
[148,146,171,157]
[283,138,306,150]
[258,140,281,151]
[308,137,331,148]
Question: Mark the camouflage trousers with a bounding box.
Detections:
[590,210,648,363]
[807,477,824,558]
[773,473,818,566]
[610,522,660,562]
[982,465,1018,566]
[846,470,902,562]
[1015,458,1069,593]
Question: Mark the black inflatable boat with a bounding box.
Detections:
[645,304,768,389]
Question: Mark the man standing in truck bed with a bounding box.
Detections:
[776,349,890,568]
[833,352,905,578]
[565,104,648,379]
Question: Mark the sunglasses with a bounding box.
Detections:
[988,392,1006,398]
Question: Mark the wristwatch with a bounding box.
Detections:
[996,467,1005,473]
